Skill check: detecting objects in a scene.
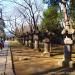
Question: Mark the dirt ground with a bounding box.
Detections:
[10,41,75,75]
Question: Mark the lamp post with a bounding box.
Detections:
[61,0,74,67]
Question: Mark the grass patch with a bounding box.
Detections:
[9,40,21,47]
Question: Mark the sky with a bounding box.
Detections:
[0,0,42,36]
[0,0,69,37]
[1,0,64,37]
[0,0,47,37]
[0,0,16,36]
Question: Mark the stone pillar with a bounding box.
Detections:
[25,32,29,47]
[22,37,25,45]
[42,30,51,57]
[33,30,39,50]
[64,45,72,61]
[23,36,25,45]
[25,40,28,47]
[34,40,39,50]
[28,32,33,48]
[43,38,50,57]
[28,40,31,47]
[30,36,34,49]
[33,34,39,50]
[43,42,49,53]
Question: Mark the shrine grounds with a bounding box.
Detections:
[9,40,75,75]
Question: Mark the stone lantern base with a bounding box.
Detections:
[34,40,39,50]
[58,59,75,68]
[42,42,50,57]
[58,44,75,68]
[62,60,75,68]
[41,52,50,57]
[25,40,28,47]
[28,40,31,47]
[43,43,49,53]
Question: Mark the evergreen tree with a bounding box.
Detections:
[70,0,75,21]
[41,5,61,34]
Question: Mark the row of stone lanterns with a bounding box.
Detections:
[21,28,52,56]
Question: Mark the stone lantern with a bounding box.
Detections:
[25,32,29,47]
[62,23,74,62]
[42,29,50,57]
[61,0,75,67]
[33,29,39,50]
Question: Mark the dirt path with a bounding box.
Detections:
[11,43,60,75]
[11,41,75,75]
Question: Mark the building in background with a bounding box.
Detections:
[0,8,5,39]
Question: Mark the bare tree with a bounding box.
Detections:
[10,0,43,31]
[5,15,23,36]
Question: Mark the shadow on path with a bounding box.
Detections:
[30,66,75,75]
[50,52,63,57]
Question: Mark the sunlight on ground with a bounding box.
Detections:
[9,40,20,46]
[9,41,75,75]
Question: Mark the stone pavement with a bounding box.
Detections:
[0,41,15,75]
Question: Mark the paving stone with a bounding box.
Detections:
[0,41,15,75]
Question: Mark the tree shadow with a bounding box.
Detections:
[50,52,63,57]
[30,65,75,75]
